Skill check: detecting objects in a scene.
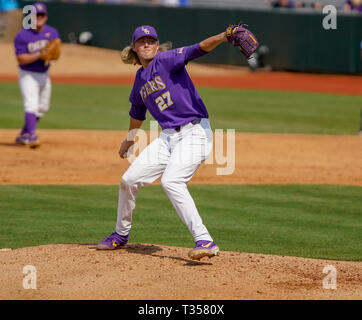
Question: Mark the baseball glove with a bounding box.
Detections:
[226,22,259,59]
[40,38,61,66]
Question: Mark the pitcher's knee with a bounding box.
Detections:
[122,167,146,188]
[24,105,38,115]
[120,173,136,189]
[38,107,49,117]
[161,176,179,192]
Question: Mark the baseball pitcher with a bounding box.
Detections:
[14,2,61,148]
[97,24,258,260]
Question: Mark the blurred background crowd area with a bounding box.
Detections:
[1,0,362,12]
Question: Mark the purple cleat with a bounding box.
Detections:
[15,133,30,145]
[188,240,219,260]
[96,232,128,250]
[16,133,40,148]
[29,134,40,148]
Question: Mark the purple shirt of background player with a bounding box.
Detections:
[344,0,362,12]
[14,2,61,148]
[272,0,296,8]
[14,24,59,73]
[129,44,209,130]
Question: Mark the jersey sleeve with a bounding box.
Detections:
[14,32,28,55]
[49,27,60,40]
[158,43,208,73]
[129,84,147,121]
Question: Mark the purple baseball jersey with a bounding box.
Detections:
[14,24,60,73]
[129,43,209,130]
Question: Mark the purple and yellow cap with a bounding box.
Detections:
[132,25,158,44]
[33,2,47,14]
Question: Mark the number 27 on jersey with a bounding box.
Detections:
[155,91,173,111]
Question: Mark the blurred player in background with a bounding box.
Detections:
[270,0,297,8]
[344,0,362,12]
[14,2,60,148]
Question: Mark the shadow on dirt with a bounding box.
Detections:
[0,142,26,147]
[85,243,213,267]
[126,243,213,267]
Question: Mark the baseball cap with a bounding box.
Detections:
[33,2,47,14]
[132,25,158,44]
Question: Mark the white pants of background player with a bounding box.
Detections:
[116,118,214,242]
[18,69,51,118]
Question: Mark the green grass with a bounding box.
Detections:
[0,185,361,261]
[0,82,361,134]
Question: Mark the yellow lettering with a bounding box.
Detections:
[148,80,158,92]
[155,76,166,90]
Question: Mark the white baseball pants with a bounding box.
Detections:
[18,69,51,118]
[116,118,214,242]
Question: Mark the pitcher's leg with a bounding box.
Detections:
[161,120,213,242]
[115,137,169,236]
[161,168,212,242]
[115,175,139,236]
[98,137,169,249]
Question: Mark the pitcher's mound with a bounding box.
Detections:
[0,243,361,300]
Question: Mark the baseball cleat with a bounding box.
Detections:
[96,232,128,250]
[15,133,30,145]
[16,134,40,148]
[29,134,40,148]
[188,240,219,261]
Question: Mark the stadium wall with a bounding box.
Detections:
[18,1,362,74]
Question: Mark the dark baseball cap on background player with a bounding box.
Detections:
[33,2,47,14]
[132,25,158,44]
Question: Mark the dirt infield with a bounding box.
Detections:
[0,130,362,186]
[1,43,361,300]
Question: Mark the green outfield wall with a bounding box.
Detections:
[18,1,362,73]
